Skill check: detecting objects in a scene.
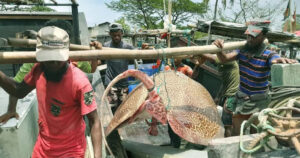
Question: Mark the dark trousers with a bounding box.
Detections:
[106,130,128,158]
[168,124,181,148]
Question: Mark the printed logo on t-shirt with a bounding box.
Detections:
[51,103,61,116]
[84,90,94,105]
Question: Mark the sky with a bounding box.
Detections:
[45,0,122,26]
[46,0,214,26]
[46,0,300,28]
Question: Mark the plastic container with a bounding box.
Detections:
[128,84,138,93]
[127,62,164,93]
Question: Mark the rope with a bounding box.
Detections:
[170,58,177,72]
[240,109,277,154]
[240,121,268,153]
[268,88,300,116]
[257,108,276,132]
[183,29,191,46]
[153,43,172,110]
[240,97,300,154]
[162,68,172,110]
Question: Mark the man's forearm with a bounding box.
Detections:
[0,71,32,98]
[0,71,19,97]
[7,95,18,112]
[91,118,102,158]
[90,60,100,73]
[201,54,217,63]
[216,51,228,63]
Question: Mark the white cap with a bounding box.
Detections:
[36,26,69,62]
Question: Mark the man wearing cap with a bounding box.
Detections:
[213,20,297,135]
[104,23,133,158]
[104,23,133,110]
[0,26,102,158]
[0,19,100,125]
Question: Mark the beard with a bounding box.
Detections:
[41,63,69,82]
[244,42,264,55]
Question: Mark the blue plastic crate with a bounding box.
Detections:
[128,84,138,93]
[127,63,164,93]
[138,68,158,76]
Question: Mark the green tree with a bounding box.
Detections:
[0,0,55,12]
[106,0,206,29]
[215,0,285,29]
[0,5,55,11]
[27,5,55,12]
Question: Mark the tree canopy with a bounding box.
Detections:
[0,4,55,12]
[213,0,286,30]
[115,17,131,33]
[106,0,206,29]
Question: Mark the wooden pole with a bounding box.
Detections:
[7,38,116,50]
[137,29,192,35]
[0,41,246,64]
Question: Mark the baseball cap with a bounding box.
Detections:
[109,23,123,32]
[244,20,271,37]
[36,26,69,62]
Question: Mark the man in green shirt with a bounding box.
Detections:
[0,19,98,123]
[193,54,239,137]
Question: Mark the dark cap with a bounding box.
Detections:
[109,23,123,32]
[244,20,271,37]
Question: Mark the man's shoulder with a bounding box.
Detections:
[104,41,111,47]
[30,63,42,74]
[263,49,275,54]
[182,64,192,71]
[70,64,90,85]
[104,40,134,49]
[71,64,87,77]
[122,42,134,49]
[263,49,279,57]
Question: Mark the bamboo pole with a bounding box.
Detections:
[0,41,246,64]
[138,29,192,35]
[7,38,117,50]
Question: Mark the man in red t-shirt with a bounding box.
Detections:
[165,58,193,77]
[0,26,102,158]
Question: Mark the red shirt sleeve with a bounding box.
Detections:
[185,66,193,78]
[78,83,97,115]
[165,65,170,71]
[24,63,40,87]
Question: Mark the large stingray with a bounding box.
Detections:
[104,70,224,145]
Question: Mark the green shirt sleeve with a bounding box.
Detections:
[13,63,35,83]
[76,61,92,73]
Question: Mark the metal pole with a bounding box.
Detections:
[289,46,294,59]
[72,3,81,44]
[289,0,292,33]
